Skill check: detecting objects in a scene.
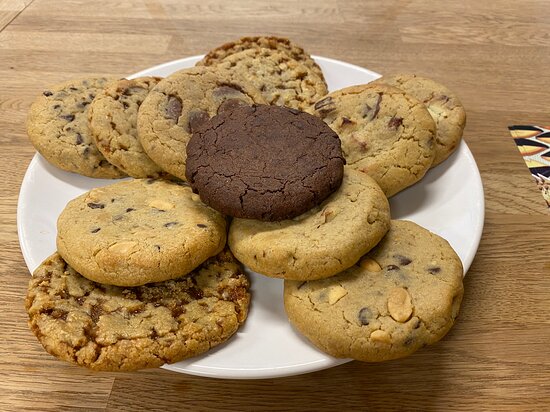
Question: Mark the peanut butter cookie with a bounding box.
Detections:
[373,74,466,166]
[228,168,390,280]
[311,83,436,197]
[57,179,227,286]
[284,220,464,362]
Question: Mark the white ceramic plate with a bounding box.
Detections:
[17,56,484,379]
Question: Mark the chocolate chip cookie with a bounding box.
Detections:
[26,250,250,371]
[57,179,227,286]
[210,48,327,111]
[27,77,125,178]
[197,35,326,86]
[284,220,464,362]
[373,74,466,166]
[311,83,436,197]
[137,66,266,180]
[89,77,167,178]
[228,168,390,280]
[186,104,345,221]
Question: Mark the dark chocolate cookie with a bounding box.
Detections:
[185,104,345,221]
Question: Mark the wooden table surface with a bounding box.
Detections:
[1,0,549,410]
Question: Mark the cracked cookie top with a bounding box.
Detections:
[89,77,167,178]
[186,104,345,221]
[311,83,436,197]
[228,168,390,280]
[56,178,227,286]
[372,73,466,167]
[284,220,464,362]
[26,250,250,371]
[137,66,266,180]
[27,77,126,178]
[209,48,328,111]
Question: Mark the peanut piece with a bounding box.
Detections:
[387,287,413,323]
[149,199,175,210]
[327,285,348,305]
[108,241,137,255]
[359,257,382,272]
[370,330,391,343]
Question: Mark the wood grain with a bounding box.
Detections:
[1,0,550,410]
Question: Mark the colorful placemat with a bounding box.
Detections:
[509,125,550,208]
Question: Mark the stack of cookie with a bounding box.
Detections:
[24,35,467,370]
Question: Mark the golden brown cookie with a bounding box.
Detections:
[228,168,390,280]
[373,74,466,166]
[284,220,464,362]
[26,250,250,371]
[57,179,227,286]
[311,83,436,197]
[89,77,167,178]
[27,77,125,178]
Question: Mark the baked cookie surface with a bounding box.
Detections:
[284,220,464,362]
[197,35,326,85]
[26,250,250,371]
[186,104,345,221]
[137,66,266,180]
[27,77,125,179]
[89,77,166,178]
[211,48,327,111]
[228,168,390,280]
[57,179,227,286]
[373,74,466,166]
[311,83,436,197]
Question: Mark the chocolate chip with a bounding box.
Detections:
[395,255,412,266]
[171,306,186,318]
[387,265,399,271]
[77,101,90,108]
[83,147,90,158]
[87,202,105,209]
[388,116,403,130]
[90,227,101,233]
[427,267,441,275]
[314,96,335,114]
[43,91,53,97]
[76,296,86,306]
[165,95,182,121]
[217,98,246,114]
[414,319,421,329]
[126,208,135,213]
[69,87,78,91]
[60,114,75,122]
[358,307,372,325]
[196,223,207,228]
[122,101,130,109]
[164,221,178,228]
[213,84,245,98]
[404,336,414,346]
[341,117,355,126]
[188,110,210,133]
[75,133,83,145]
[89,304,104,323]
[362,93,381,121]
[154,245,161,251]
[53,104,60,109]
[188,286,204,300]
